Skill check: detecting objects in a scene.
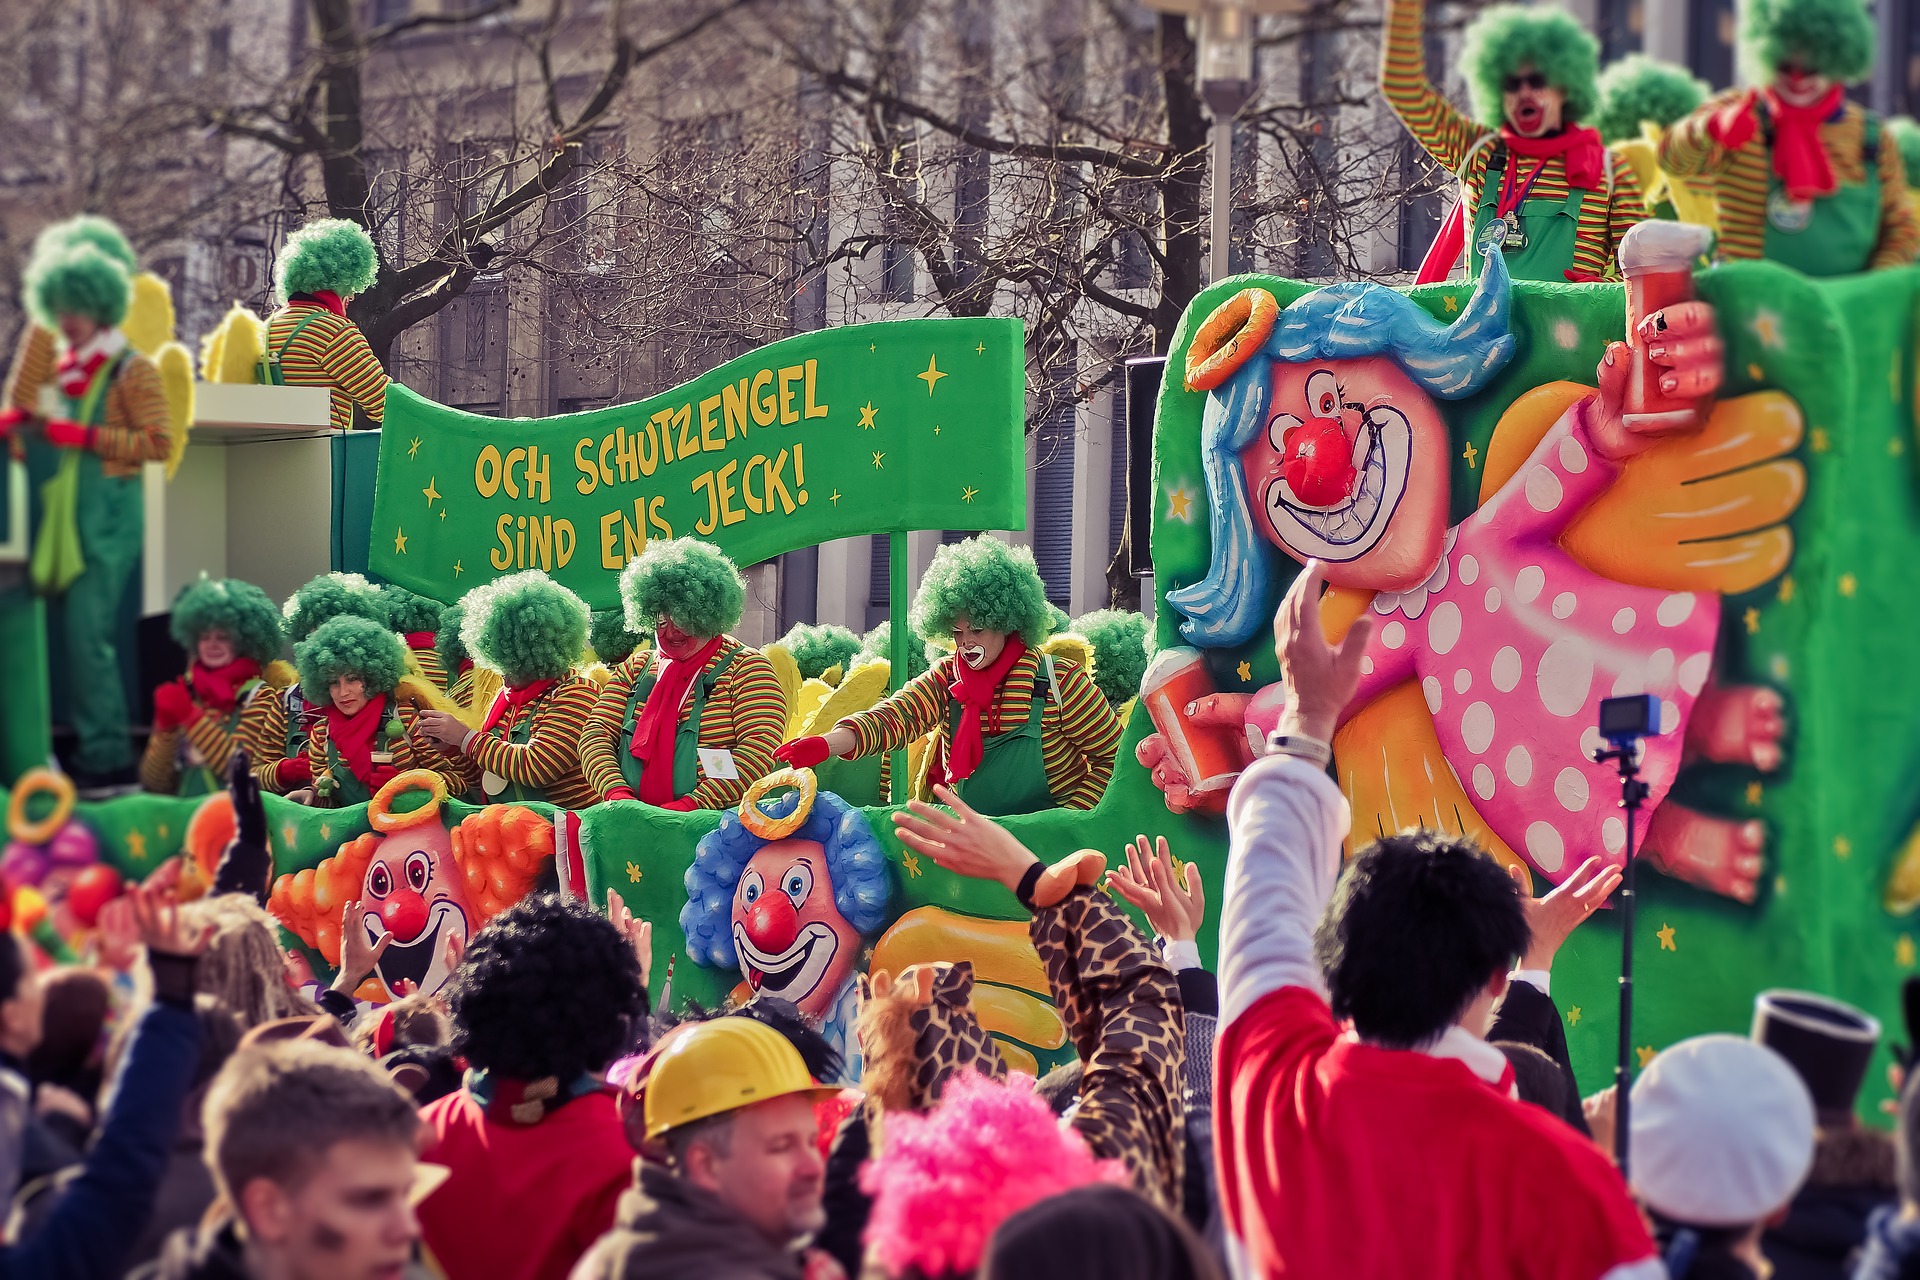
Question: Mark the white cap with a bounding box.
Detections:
[1629,1034,1816,1226]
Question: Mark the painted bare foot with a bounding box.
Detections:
[1643,803,1766,903]
[1685,684,1786,771]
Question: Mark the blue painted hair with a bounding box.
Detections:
[680,789,893,969]
[1167,248,1517,649]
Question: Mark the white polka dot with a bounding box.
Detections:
[1423,676,1444,713]
[1492,646,1523,693]
[1381,620,1405,650]
[1473,763,1497,800]
[1485,587,1502,613]
[1454,668,1473,694]
[1657,592,1696,627]
[1660,699,1680,733]
[1611,607,1636,634]
[1514,565,1545,604]
[1580,726,1605,760]
[1461,701,1496,754]
[1526,822,1566,874]
[1361,656,1374,675]
[1506,744,1533,786]
[1554,767,1590,812]
[1526,466,1564,512]
[1602,816,1626,854]
[1457,554,1480,586]
[1558,434,1589,474]
[1678,652,1712,695]
[1552,592,1576,620]
[1428,601,1462,655]
[1537,637,1595,718]
[1646,648,1675,689]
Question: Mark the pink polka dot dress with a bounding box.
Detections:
[1339,399,1718,884]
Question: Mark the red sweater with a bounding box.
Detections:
[417,1089,634,1280]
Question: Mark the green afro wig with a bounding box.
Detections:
[169,576,285,666]
[460,570,589,686]
[274,218,380,304]
[282,572,390,643]
[31,215,137,275]
[1072,610,1150,708]
[909,537,1052,648]
[295,615,407,704]
[619,538,746,639]
[1595,55,1709,143]
[860,620,930,681]
[436,603,470,675]
[25,245,131,330]
[590,609,648,666]
[1462,5,1600,127]
[1889,117,1920,184]
[779,623,863,681]
[1742,0,1874,84]
[378,583,445,636]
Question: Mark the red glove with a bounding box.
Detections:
[43,418,94,450]
[276,756,313,788]
[660,798,697,812]
[1707,91,1758,150]
[604,786,638,803]
[0,407,26,439]
[151,680,196,733]
[775,736,831,769]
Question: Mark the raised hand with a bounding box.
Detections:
[1105,835,1207,942]
[891,784,1039,893]
[1273,560,1374,743]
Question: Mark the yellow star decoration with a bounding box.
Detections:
[1656,922,1676,951]
[1777,575,1795,605]
[408,437,422,460]
[830,490,842,506]
[1899,935,1917,968]
[917,355,947,395]
[1636,1045,1658,1069]
[857,402,878,429]
[125,829,147,861]
[393,528,408,555]
[1746,781,1764,807]
[1750,309,1784,349]
[423,477,440,507]
[871,451,885,469]
[1810,426,1831,453]
[961,485,979,503]
[1834,834,1852,859]
[975,341,986,355]
[452,560,463,577]
[1743,607,1761,634]
[1566,1006,1582,1027]
[902,851,923,878]
[1167,486,1195,523]
[1461,441,1479,469]
[1236,660,1253,683]
[1442,295,1459,314]
[626,862,642,884]
[1838,573,1858,597]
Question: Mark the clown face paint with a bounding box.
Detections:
[1241,356,1451,592]
[951,615,1008,671]
[730,839,860,1019]
[360,819,471,1000]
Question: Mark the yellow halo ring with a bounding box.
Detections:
[738,767,818,841]
[6,768,75,846]
[367,769,449,833]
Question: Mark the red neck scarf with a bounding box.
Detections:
[629,637,723,805]
[481,678,559,735]
[1498,123,1608,194]
[944,636,1028,785]
[294,290,348,318]
[326,693,395,788]
[189,657,262,715]
[1763,85,1845,202]
[404,632,436,650]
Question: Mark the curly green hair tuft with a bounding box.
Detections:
[170,576,285,666]
[909,537,1052,648]
[460,570,589,686]
[295,616,407,704]
[436,603,470,675]
[31,216,137,275]
[1595,55,1709,143]
[25,244,131,330]
[1072,609,1150,708]
[590,609,648,666]
[778,623,863,681]
[378,583,445,636]
[1462,5,1600,127]
[859,620,930,681]
[282,573,390,643]
[1742,0,1874,84]
[618,538,746,639]
[1892,118,1920,191]
[274,218,380,304]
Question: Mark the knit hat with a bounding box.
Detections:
[1752,990,1880,1125]
[1630,1034,1815,1226]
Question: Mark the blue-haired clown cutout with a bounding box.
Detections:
[1143,234,1799,906]
[682,769,891,1079]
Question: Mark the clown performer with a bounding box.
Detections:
[413,569,599,807]
[1660,0,1917,275]
[380,582,448,689]
[252,572,392,796]
[292,616,476,808]
[777,537,1122,815]
[1141,242,1785,903]
[263,218,389,430]
[2,218,173,790]
[680,771,891,1080]
[1382,0,1648,284]
[139,576,286,797]
[579,538,786,811]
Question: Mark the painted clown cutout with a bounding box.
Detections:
[681,769,891,1081]
[268,770,556,1000]
[1143,241,1802,904]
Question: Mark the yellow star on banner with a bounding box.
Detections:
[857,402,878,429]
[1461,441,1478,469]
[1746,781,1764,807]
[1167,486,1194,523]
[830,490,842,506]
[1810,426,1831,453]
[1750,309,1784,349]
[1236,660,1252,683]
[917,355,946,395]
[1899,935,1916,968]
[452,561,463,577]
[961,486,979,503]
[408,437,422,460]
[423,477,440,507]
[1442,295,1458,314]
[1567,1006,1582,1026]
[976,341,986,355]
[1838,572,1857,597]
[1778,575,1795,605]
[393,528,408,554]
[902,851,923,878]
[1834,834,1852,859]
[1743,607,1760,633]
[626,862,642,884]
[871,451,885,469]
[1657,922,1676,951]
[1636,1045,1658,1069]
[125,829,147,861]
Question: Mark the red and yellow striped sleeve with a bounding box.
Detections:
[686,645,789,810]
[467,677,599,805]
[1380,0,1489,174]
[1039,659,1124,809]
[581,657,645,800]
[4,326,54,416]
[94,354,171,468]
[839,659,954,759]
[1872,125,1920,269]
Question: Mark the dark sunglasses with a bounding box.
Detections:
[1502,72,1550,93]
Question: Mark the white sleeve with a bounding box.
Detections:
[1218,753,1351,1026]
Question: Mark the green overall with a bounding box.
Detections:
[941,659,1057,818]
[176,682,261,797]
[1470,145,1588,283]
[1760,106,1883,277]
[321,700,402,808]
[616,649,740,801]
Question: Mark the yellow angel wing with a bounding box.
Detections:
[804,661,891,737]
[155,342,195,480]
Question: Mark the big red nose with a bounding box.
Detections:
[1281,417,1357,508]
[380,890,429,943]
[745,891,800,955]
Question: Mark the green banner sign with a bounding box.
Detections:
[370,317,1027,606]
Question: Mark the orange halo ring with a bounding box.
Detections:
[738,767,818,841]
[367,769,449,833]
[6,768,74,846]
[1185,287,1280,392]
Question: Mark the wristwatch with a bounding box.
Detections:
[1265,732,1332,767]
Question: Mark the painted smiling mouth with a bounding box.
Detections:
[368,903,466,996]
[1262,407,1412,562]
[733,921,840,1002]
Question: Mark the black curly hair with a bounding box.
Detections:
[445,894,648,1081]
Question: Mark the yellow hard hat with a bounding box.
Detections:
[643,1016,839,1140]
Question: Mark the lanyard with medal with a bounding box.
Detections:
[1489,153,1550,253]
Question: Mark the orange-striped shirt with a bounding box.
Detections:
[5,326,172,476]
[465,675,601,809]
[264,303,389,430]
